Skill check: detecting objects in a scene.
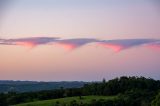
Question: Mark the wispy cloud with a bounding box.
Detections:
[98,39,159,52]
[1,37,59,47]
[147,41,160,50]
[0,37,160,52]
[53,38,98,50]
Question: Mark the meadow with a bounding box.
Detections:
[15,96,116,106]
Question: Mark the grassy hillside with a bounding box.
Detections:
[14,96,116,106]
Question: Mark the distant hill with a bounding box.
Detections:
[0,80,87,93]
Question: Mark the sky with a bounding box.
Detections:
[0,0,160,81]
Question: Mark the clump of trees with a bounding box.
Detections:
[0,76,160,106]
[82,76,160,96]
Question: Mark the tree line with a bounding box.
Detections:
[0,76,160,106]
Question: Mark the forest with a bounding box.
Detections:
[0,76,160,106]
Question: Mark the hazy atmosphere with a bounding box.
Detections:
[0,0,160,81]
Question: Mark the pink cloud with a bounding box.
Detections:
[14,41,37,48]
[54,42,78,50]
[98,43,124,52]
[0,37,160,52]
[98,39,158,52]
[147,42,160,51]
[53,38,98,50]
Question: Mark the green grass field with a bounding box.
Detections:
[14,96,117,106]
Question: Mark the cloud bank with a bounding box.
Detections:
[0,37,160,51]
